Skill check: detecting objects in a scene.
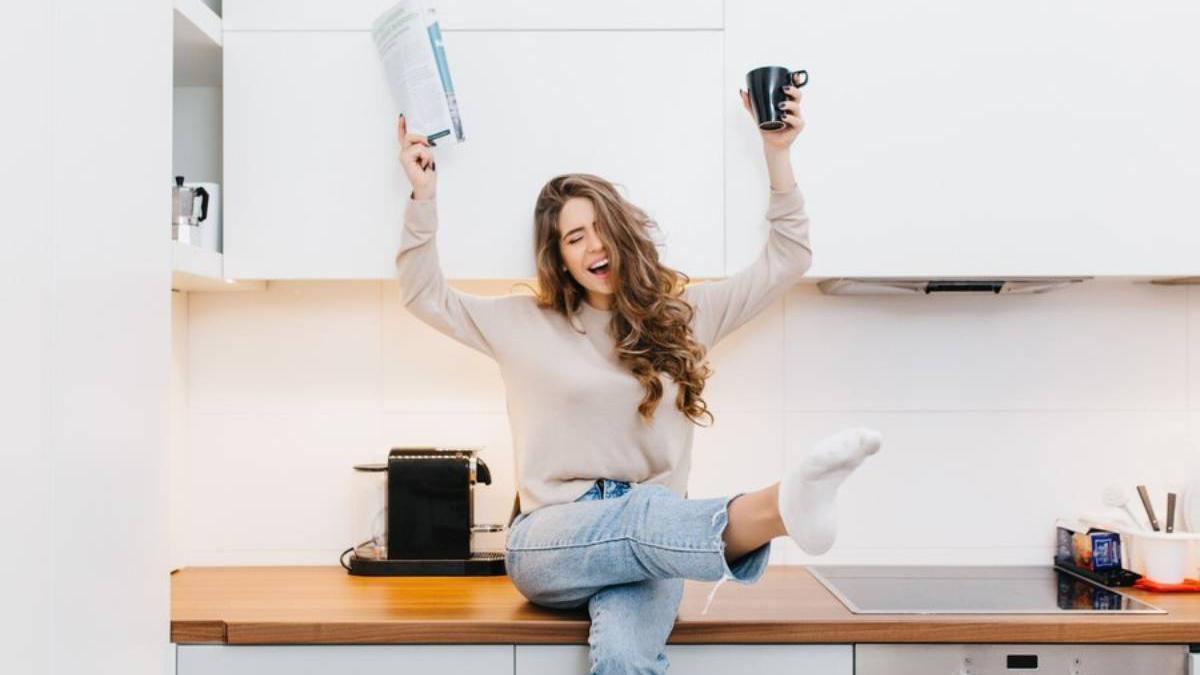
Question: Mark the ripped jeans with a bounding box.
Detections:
[504,479,772,674]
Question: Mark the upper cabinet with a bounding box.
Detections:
[726,0,1200,278]
[224,0,722,31]
[222,1,726,280]
[224,0,1200,281]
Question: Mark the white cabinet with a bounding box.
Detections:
[224,0,722,31]
[726,0,1200,278]
[176,643,853,674]
[177,645,514,674]
[224,29,725,280]
[514,644,853,674]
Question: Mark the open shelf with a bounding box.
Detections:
[173,0,244,293]
[174,0,222,86]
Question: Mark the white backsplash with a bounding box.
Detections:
[170,279,1200,568]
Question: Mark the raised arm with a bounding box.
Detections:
[685,84,811,347]
[685,180,812,347]
[394,115,506,360]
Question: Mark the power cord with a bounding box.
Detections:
[339,538,375,571]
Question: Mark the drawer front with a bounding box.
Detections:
[515,644,852,674]
[177,645,514,675]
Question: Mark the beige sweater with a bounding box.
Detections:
[396,184,812,517]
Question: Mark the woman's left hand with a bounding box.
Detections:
[740,85,804,151]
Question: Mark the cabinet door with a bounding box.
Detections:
[514,644,852,674]
[224,0,721,31]
[726,0,1200,277]
[177,645,513,674]
[224,30,724,280]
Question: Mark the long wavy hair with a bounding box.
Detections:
[518,173,715,427]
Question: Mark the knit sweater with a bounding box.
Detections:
[396,184,812,517]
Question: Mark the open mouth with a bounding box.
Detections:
[587,259,610,279]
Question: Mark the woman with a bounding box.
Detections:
[395,85,882,674]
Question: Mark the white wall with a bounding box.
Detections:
[2,1,171,673]
[172,277,1199,567]
[172,86,222,184]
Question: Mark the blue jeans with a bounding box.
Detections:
[505,479,772,674]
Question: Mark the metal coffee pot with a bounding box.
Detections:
[171,175,209,246]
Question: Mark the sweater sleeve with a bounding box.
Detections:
[684,183,813,348]
[395,196,507,360]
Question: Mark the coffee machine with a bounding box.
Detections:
[343,447,507,576]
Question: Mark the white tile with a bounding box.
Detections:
[187,281,383,413]
[380,412,516,547]
[689,412,784,499]
[1189,285,1200,410]
[782,410,1189,565]
[689,411,788,565]
[783,280,1188,411]
[381,280,507,413]
[180,412,382,558]
[170,292,190,570]
[701,298,785,413]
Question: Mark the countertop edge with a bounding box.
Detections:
[170,619,1200,646]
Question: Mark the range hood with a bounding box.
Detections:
[817,277,1090,296]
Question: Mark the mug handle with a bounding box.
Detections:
[790,70,809,88]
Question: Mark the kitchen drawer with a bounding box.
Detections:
[177,645,514,674]
[514,644,852,674]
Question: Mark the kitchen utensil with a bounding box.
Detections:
[1166,492,1177,533]
[171,175,209,246]
[1137,484,1161,532]
[1102,484,1146,531]
[1078,510,1141,533]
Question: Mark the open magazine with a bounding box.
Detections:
[371,0,465,146]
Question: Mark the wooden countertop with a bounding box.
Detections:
[171,565,1200,645]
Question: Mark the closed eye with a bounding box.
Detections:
[568,237,582,244]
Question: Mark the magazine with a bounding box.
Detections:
[371,0,465,146]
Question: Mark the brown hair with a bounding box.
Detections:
[518,173,714,427]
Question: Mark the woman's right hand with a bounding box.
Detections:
[397,115,437,200]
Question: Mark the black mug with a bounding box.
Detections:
[746,66,808,131]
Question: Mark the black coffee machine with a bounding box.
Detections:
[343,447,506,576]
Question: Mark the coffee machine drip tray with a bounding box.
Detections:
[342,542,506,577]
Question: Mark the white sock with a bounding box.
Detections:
[777,427,882,555]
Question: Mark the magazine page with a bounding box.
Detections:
[372,0,465,146]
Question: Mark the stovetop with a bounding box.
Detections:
[806,565,1164,614]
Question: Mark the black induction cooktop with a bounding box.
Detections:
[806,565,1164,614]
